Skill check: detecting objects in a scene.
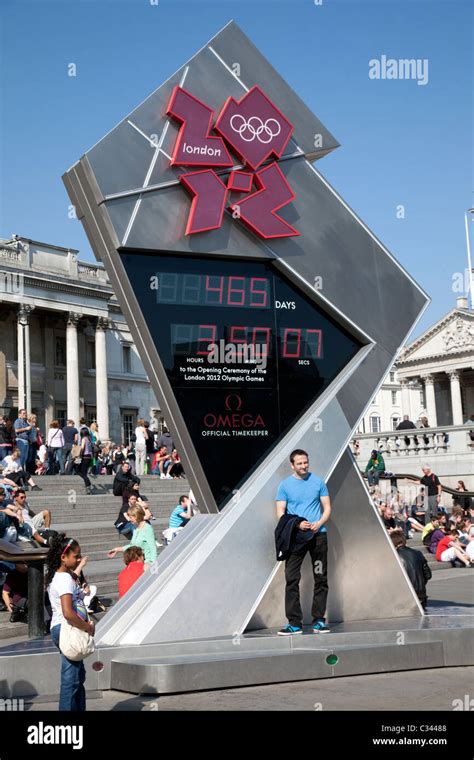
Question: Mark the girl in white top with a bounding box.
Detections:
[46,534,95,711]
[134,418,148,476]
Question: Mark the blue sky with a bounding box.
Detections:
[0,0,472,339]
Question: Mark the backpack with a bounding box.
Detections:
[9,597,28,624]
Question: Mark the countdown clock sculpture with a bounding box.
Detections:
[63,21,429,645]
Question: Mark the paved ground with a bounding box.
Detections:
[7,563,473,712]
[25,667,474,711]
[3,555,472,650]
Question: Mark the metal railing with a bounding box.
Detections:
[362,472,474,498]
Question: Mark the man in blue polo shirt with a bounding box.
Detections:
[275,448,331,635]
[13,409,31,470]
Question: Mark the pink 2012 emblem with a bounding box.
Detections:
[166,85,299,239]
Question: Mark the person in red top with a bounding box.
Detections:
[436,529,472,566]
[118,546,145,598]
[152,446,171,478]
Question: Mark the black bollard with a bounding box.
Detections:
[28,560,45,639]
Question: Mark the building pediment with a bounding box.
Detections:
[397,309,474,365]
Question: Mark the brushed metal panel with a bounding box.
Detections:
[61,20,429,654]
[87,119,156,198]
[120,180,272,258]
[248,449,422,631]
[109,641,444,694]
[336,343,395,429]
[209,21,340,162]
[96,396,421,647]
[332,641,445,678]
[111,651,333,694]
[261,158,429,356]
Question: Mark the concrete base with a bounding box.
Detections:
[1,610,472,699]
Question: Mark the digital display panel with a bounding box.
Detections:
[121,252,362,507]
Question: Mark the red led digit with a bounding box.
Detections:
[229,326,247,344]
[249,278,269,308]
[251,327,271,355]
[227,276,246,306]
[197,324,217,355]
[205,275,224,305]
[305,329,322,359]
[282,328,301,358]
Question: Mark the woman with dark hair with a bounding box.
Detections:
[78,429,93,495]
[453,481,472,512]
[0,417,15,463]
[46,533,95,711]
[167,448,185,479]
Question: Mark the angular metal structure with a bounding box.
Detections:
[62,21,430,646]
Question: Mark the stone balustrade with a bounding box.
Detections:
[352,425,473,458]
[352,425,474,489]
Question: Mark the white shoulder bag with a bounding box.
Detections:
[59,620,95,661]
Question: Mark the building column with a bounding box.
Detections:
[95,317,110,441]
[423,374,437,427]
[400,379,412,419]
[17,305,34,410]
[448,370,464,425]
[66,312,82,426]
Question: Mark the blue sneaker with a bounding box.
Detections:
[277,624,303,636]
[312,620,331,634]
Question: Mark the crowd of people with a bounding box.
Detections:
[370,470,474,614]
[0,412,186,496]
[2,408,473,711]
[373,475,474,608]
[0,415,194,633]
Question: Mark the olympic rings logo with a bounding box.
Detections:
[229,114,281,144]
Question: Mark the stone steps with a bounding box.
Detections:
[24,476,186,493]
[0,476,466,641]
[46,508,174,521]
[0,476,187,639]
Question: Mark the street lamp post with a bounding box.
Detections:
[465,208,474,310]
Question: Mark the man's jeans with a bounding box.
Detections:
[63,447,73,474]
[16,438,29,469]
[50,624,86,711]
[367,469,380,486]
[285,532,328,627]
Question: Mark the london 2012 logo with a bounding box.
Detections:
[166,85,299,240]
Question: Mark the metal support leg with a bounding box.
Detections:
[28,561,45,639]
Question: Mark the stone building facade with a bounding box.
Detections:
[358,297,474,434]
[0,236,161,443]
